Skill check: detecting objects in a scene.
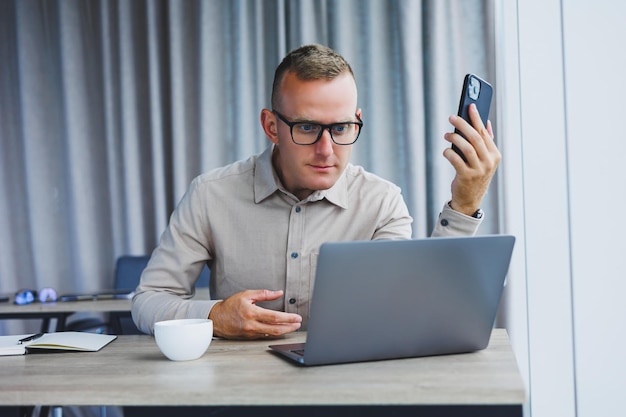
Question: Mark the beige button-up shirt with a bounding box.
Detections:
[132,145,481,334]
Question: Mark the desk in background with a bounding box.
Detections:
[0,296,131,333]
[0,329,526,416]
[0,288,210,333]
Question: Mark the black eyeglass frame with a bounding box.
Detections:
[272,109,363,146]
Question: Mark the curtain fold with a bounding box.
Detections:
[0,0,496,336]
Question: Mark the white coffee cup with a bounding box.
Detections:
[154,318,213,361]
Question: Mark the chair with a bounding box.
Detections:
[108,255,150,335]
[69,255,211,335]
[113,255,211,334]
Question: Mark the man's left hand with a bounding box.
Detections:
[443,103,501,216]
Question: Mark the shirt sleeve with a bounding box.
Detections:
[431,202,483,237]
[371,187,413,240]
[131,178,218,335]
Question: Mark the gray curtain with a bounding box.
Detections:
[0,0,496,335]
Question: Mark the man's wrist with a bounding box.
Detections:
[448,201,483,219]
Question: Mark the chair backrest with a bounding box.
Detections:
[114,255,150,290]
[196,263,210,288]
[112,255,210,335]
[114,255,211,290]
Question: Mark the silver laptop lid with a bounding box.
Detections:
[300,235,515,365]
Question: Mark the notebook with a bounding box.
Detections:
[269,235,515,366]
[0,332,117,356]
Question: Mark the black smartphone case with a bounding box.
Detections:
[453,73,493,161]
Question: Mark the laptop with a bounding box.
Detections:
[269,235,515,366]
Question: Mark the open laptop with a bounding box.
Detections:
[269,235,515,366]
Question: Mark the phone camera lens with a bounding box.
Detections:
[468,77,481,100]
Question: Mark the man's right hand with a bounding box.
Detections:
[208,289,302,339]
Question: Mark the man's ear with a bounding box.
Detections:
[260,109,279,144]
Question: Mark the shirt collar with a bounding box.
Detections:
[254,144,349,209]
[254,145,280,203]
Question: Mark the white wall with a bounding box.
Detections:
[561,1,626,415]
[498,1,626,416]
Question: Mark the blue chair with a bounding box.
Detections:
[115,255,209,288]
[67,255,210,335]
[108,255,149,334]
[110,255,211,334]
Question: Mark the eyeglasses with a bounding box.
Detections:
[14,288,58,305]
[273,110,363,146]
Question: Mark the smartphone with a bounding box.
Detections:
[452,73,493,161]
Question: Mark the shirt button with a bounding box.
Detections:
[440,219,449,226]
[289,298,296,304]
[290,252,298,259]
[295,206,301,213]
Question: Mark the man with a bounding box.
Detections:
[132,44,500,339]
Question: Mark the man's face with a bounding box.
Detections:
[264,71,360,201]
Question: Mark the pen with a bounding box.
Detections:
[18,333,44,344]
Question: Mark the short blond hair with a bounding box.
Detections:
[271,44,355,109]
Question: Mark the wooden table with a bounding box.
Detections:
[0,329,526,416]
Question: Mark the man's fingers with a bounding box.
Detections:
[248,289,284,303]
[250,293,302,338]
[209,290,303,339]
[486,119,494,139]
[257,307,303,325]
[242,289,302,324]
[468,103,487,131]
[257,321,302,339]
